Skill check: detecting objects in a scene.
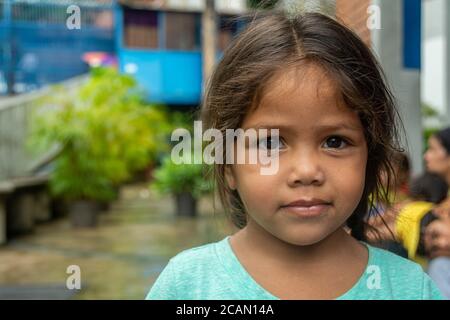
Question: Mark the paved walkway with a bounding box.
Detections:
[0,184,233,299]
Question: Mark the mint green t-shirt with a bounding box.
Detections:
[146,236,443,300]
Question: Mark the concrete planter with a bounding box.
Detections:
[69,200,100,228]
[175,192,197,217]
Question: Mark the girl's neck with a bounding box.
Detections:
[229,219,369,299]
[231,218,365,268]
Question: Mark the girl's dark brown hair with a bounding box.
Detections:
[200,10,406,241]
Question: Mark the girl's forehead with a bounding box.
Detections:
[255,64,345,114]
[245,64,358,127]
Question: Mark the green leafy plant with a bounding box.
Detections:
[421,103,445,153]
[29,67,172,201]
[150,108,213,200]
[150,154,213,200]
[422,102,440,118]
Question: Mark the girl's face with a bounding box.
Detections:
[424,136,450,176]
[225,64,368,246]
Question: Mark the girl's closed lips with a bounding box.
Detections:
[280,198,332,218]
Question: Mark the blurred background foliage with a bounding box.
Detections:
[29,67,173,201]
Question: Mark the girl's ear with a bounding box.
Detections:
[224,165,237,190]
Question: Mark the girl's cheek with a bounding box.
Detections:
[224,166,237,191]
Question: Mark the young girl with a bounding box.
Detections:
[146,11,443,300]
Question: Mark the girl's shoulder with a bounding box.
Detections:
[362,244,443,299]
[169,237,227,264]
[161,237,231,280]
[367,243,423,272]
[146,237,236,299]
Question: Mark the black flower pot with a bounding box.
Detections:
[69,200,100,228]
[175,192,197,217]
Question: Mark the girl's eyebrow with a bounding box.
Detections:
[313,123,363,132]
[245,122,362,132]
[243,123,292,131]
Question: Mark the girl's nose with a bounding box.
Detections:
[287,151,325,187]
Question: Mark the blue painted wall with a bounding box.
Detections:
[403,0,421,70]
[119,49,202,105]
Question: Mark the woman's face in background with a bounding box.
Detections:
[425,136,450,177]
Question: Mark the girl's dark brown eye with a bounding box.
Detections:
[324,136,348,149]
[258,135,284,151]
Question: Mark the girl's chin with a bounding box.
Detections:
[276,232,333,247]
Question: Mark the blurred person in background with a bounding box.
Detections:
[366,152,411,258]
[367,147,450,299]
[423,128,450,298]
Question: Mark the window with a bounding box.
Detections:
[165,12,200,51]
[124,8,158,49]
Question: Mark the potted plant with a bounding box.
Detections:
[150,154,213,217]
[29,67,171,227]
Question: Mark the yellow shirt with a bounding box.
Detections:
[395,201,434,267]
